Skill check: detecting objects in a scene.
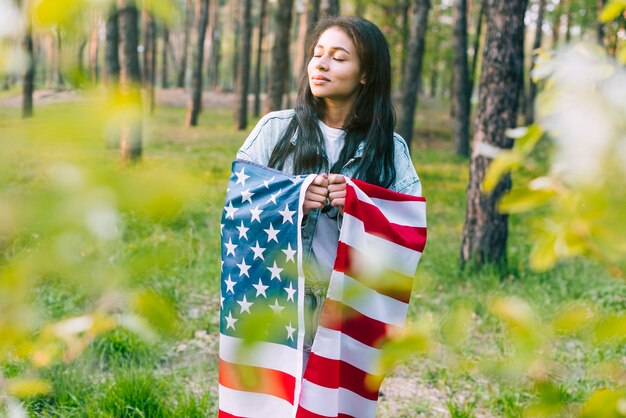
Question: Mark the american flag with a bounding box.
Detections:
[219,160,427,418]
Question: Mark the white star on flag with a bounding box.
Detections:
[278,204,296,224]
[282,243,296,263]
[284,281,296,302]
[252,278,269,298]
[236,258,251,277]
[224,275,236,294]
[267,261,283,281]
[220,295,224,309]
[249,205,263,223]
[225,311,238,330]
[241,189,254,204]
[269,298,285,315]
[236,221,249,240]
[224,201,238,220]
[234,167,249,186]
[285,322,296,341]
[264,223,280,243]
[250,241,266,260]
[237,295,253,314]
[224,237,237,257]
[262,176,275,188]
[267,189,281,205]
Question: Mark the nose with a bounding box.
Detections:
[314,55,329,71]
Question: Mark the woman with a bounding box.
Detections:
[236,16,422,367]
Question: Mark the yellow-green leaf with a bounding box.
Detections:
[513,124,544,155]
[482,152,522,193]
[600,0,626,23]
[580,388,626,417]
[498,188,556,213]
[530,231,558,271]
[6,378,52,398]
[552,303,595,335]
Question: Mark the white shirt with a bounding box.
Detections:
[309,120,346,284]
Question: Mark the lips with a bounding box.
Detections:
[312,75,330,82]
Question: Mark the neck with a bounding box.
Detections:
[320,99,355,129]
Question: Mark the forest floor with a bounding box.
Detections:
[2,89,624,417]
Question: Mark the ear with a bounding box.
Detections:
[360,74,366,85]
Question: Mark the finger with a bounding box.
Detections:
[327,183,346,193]
[329,198,345,208]
[314,173,329,187]
[328,191,346,201]
[307,185,329,197]
[328,174,346,184]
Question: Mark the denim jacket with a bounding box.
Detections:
[236,109,422,271]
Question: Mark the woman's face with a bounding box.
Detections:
[307,27,365,105]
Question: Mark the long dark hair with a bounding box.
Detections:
[267,16,397,188]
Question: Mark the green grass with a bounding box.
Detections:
[1,98,624,417]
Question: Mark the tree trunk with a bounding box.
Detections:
[89,26,100,83]
[452,0,470,157]
[295,1,309,86]
[307,0,322,33]
[400,0,411,86]
[253,0,269,117]
[177,0,193,88]
[470,0,485,98]
[232,0,241,92]
[323,0,340,16]
[186,0,209,126]
[525,0,546,125]
[161,26,170,88]
[142,9,156,114]
[552,3,561,47]
[460,0,528,270]
[597,0,606,46]
[22,26,35,118]
[397,0,431,151]
[264,0,294,113]
[564,0,572,43]
[55,28,65,87]
[236,0,253,130]
[117,0,143,162]
[354,0,367,16]
[208,0,221,90]
[105,5,120,84]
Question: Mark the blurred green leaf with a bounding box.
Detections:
[130,290,179,338]
[552,302,596,335]
[6,377,52,398]
[593,315,626,344]
[600,0,626,23]
[482,152,522,193]
[498,188,556,213]
[580,388,626,417]
[530,230,558,272]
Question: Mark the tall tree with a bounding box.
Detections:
[186,0,209,126]
[117,0,143,162]
[525,0,546,124]
[89,26,100,82]
[460,0,528,269]
[105,4,120,83]
[452,0,470,157]
[264,0,294,113]
[231,0,241,91]
[470,0,486,97]
[597,0,607,46]
[208,0,221,89]
[253,0,269,117]
[22,18,34,118]
[236,0,253,130]
[397,0,431,152]
[161,25,170,88]
[177,0,193,88]
[307,0,322,33]
[142,8,156,114]
[564,0,573,43]
[323,0,340,16]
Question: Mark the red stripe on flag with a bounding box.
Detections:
[303,353,383,401]
[344,187,427,253]
[351,178,426,202]
[218,410,244,418]
[334,241,413,303]
[219,359,296,404]
[296,405,355,418]
[319,299,401,347]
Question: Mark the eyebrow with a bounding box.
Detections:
[314,45,351,54]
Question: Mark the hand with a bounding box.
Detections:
[303,173,329,215]
[327,174,346,215]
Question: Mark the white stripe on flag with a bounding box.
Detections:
[340,214,422,276]
[327,271,409,327]
[299,379,378,418]
[219,384,295,417]
[310,326,382,375]
[219,334,299,376]
[350,182,427,228]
